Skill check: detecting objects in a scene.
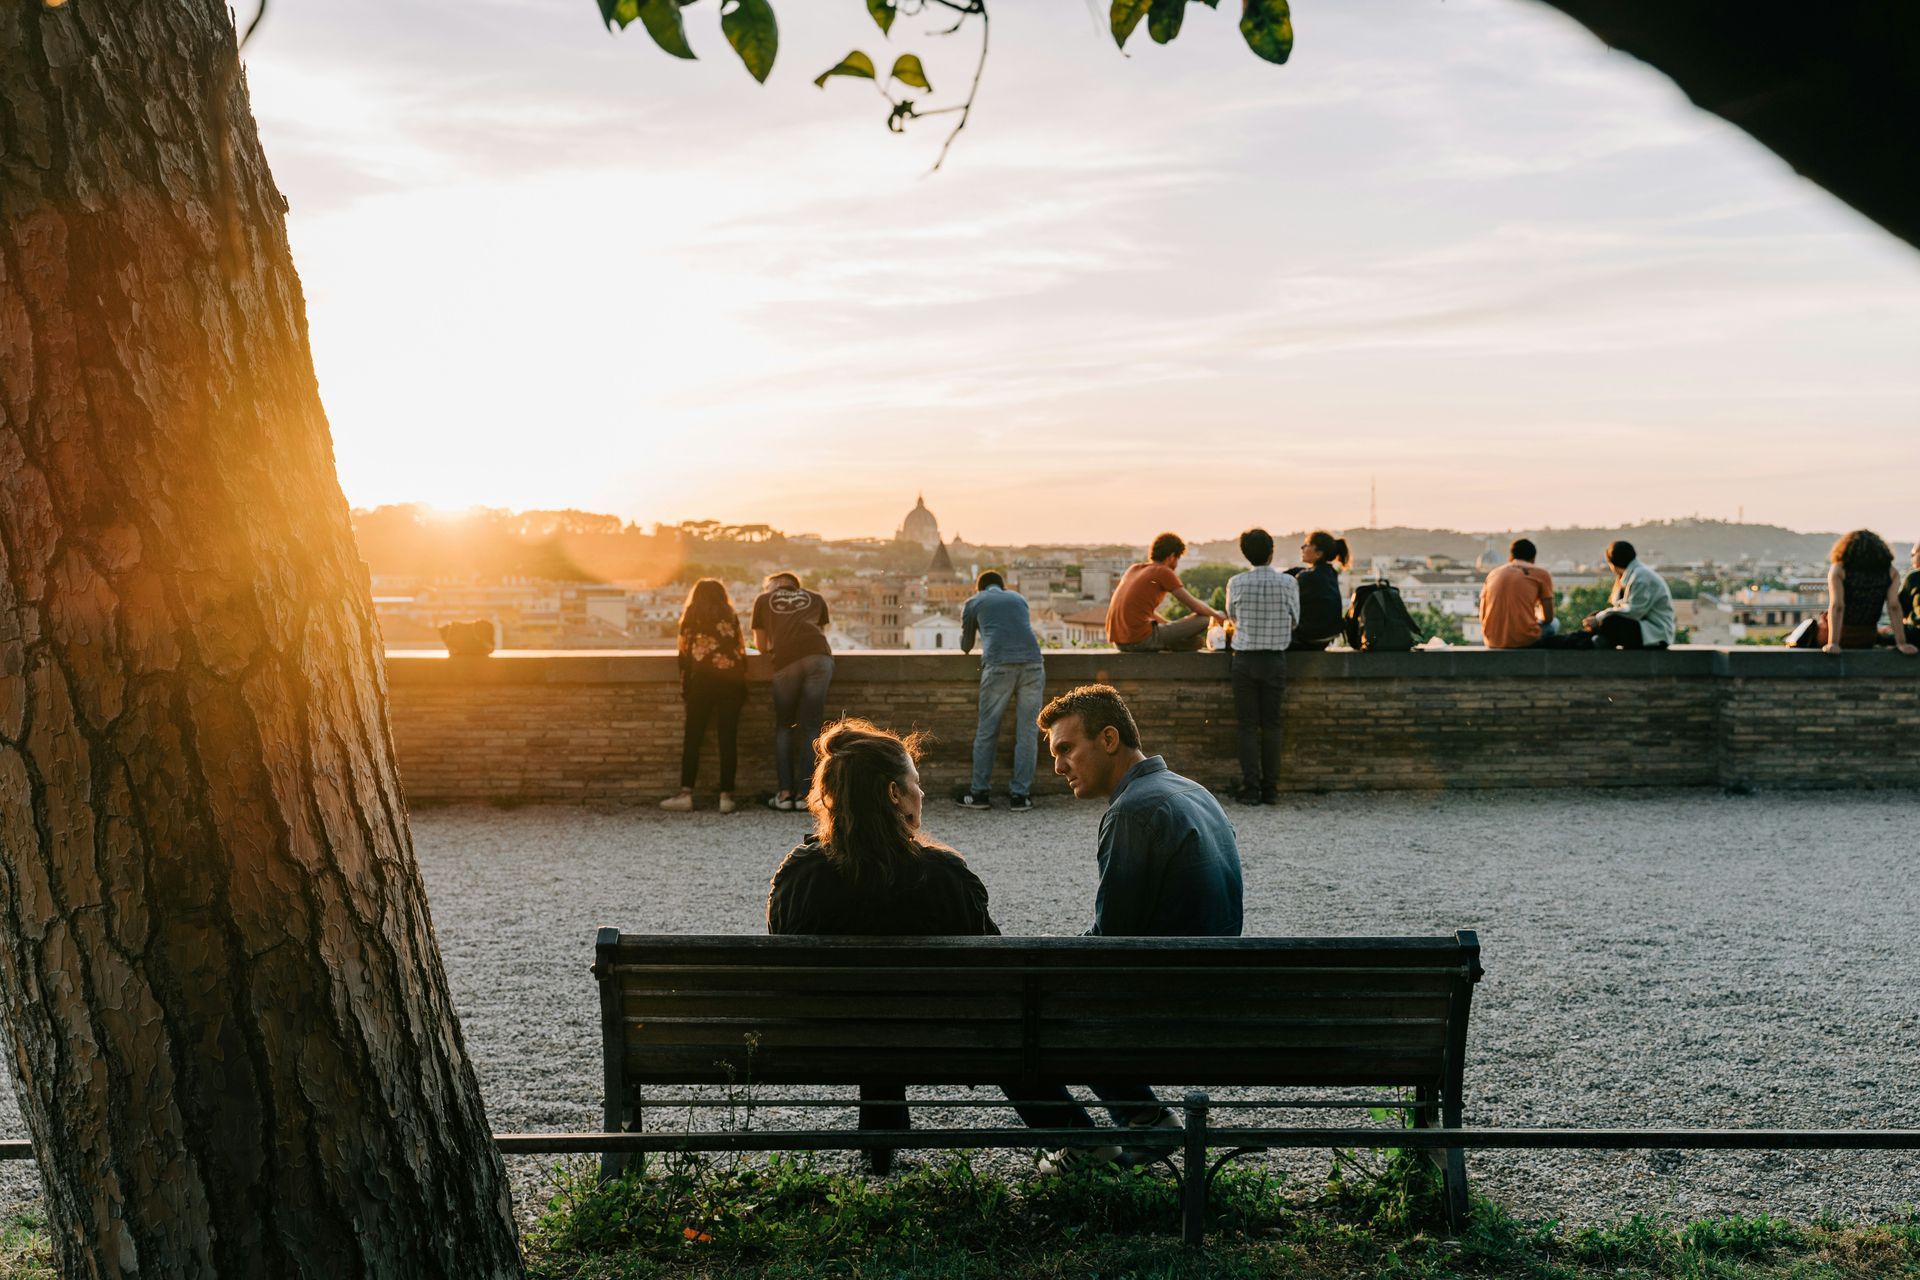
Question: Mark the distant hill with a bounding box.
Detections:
[1189,519,1843,569]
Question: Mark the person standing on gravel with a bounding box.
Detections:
[750,571,835,811]
[1019,683,1243,1173]
[956,571,1045,812]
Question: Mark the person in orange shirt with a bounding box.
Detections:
[1479,539,1557,649]
[1105,532,1226,652]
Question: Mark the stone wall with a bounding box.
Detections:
[382,649,1920,801]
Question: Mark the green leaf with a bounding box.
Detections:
[636,0,695,58]
[1147,0,1184,44]
[814,50,876,89]
[1110,0,1150,48]
[866,0,896,35]
[720,0,778,83]
[600,0,639,31]
[888,54,930,91]
[1240,0,1292,64]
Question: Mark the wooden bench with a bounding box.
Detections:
[593,929,1484,1240]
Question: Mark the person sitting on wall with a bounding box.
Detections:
[1479,538,1558,649]
[1024,684,1243,1174]
[1902,542,1920,646]
[1582,540,1675,650]
[957,571,1045,812]
[1105,532,1225,653]
[1819,529,1918,655]
[1285,530,1350,651]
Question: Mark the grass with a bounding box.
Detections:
[3,1155,1916,1279]
[519,1149,1920,1280]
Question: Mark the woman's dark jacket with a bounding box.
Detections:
[767,839,998,936]
[1288,562,1344,641]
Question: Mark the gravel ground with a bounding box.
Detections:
[4,789,1918,1226]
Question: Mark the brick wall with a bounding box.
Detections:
[383,649,1920,802]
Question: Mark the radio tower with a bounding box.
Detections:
[1369,477,1378,529]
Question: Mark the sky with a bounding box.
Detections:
[243,0,1920,545]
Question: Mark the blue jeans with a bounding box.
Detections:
[971,661,1045,796]
[770,654,834,795]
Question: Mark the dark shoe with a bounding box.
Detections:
[1235,787,1264,806]
[954,791,992,810]
[1119,1111,1183,1167]
[1007,794,1033,813]
[1260,790,1280,805]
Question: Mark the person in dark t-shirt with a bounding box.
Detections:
[768,719,1100,1174]
[750,573,835,810]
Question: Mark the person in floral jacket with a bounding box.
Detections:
[661,579,749,813]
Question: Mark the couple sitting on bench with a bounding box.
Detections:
[766,684,1244,1175]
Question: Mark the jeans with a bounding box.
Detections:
[971,661,1046,796]
[680,672,746,790]
[1230,649,1287,796]
[1592,614,1646,650]
[1115,613,1209,653]
[770,653,834,795]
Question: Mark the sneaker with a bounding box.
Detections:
[659,792,694,812]
[1007,794,1033,813]
[1235,788,1264,807]
[1119,1110,1183,1167]
[1260,791,1280,806]
[717,793,736,815]
[766,794,796,812]
[954,791,992,810]
[1035,1142,1122,1176]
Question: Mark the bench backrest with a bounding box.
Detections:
[595,932,1482,1102]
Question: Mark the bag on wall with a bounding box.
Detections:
[1344,580,1422,652]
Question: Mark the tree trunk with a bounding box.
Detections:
[0,3,522,1276]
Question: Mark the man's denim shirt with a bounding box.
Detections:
[1090,756,1243,937]
[960,586,1043,666]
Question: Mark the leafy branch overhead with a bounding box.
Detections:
[598,0,1290,164]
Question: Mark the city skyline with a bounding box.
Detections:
[246,0,1920,543]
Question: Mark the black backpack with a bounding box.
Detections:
[1343,579,1424,652]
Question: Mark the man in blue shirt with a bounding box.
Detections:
[1020,684,1243,1173]
[956,571,1045,812]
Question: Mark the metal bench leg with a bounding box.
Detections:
[1439,1094,1468,1233]
[1182,1090,1210,1248]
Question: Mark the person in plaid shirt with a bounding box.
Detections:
[1225,529,1300,805]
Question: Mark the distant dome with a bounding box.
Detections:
[896,495,942,550]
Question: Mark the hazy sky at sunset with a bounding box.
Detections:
[245,0,1920,545]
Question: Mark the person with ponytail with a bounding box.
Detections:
[766,718,1121,1175]
[1286,530,1351,651]
[766,718,993,1174]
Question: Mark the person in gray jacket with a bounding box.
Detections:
[1019,684,1243,1175]
[1582,540,1676,649]
[956,572,1045,812]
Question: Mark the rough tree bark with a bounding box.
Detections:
[0,2,523,1276]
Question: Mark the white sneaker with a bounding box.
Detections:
[717,793,737,814]
[1035,1143,1122,1176]
[659,792,694,812]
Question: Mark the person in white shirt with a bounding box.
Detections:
[1225,528,1301,805]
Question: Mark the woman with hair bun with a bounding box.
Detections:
[1821,530,1918,654]
[1286,530,1351,651]
[766,718,995,1174]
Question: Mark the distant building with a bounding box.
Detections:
[896,495,942,550]
[907,614,964,650]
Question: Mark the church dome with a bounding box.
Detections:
[896,495,942,549]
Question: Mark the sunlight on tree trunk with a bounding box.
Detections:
[0,2,522,1275]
